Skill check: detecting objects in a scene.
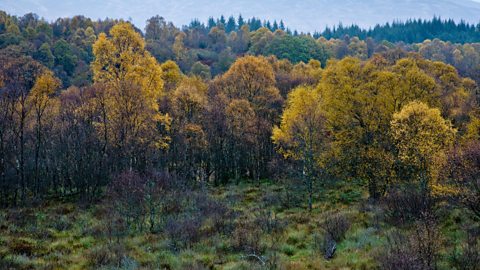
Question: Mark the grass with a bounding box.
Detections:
[0,179,475,269]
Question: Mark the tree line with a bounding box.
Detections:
[2,11,480,89]
[0,20,478,215]
[316,16,480,44]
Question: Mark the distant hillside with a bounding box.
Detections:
[1,0,480,32]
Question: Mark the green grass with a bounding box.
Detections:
[0,179,475,269]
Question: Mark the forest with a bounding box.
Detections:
[0,10,480,269]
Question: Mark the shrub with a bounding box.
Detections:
[86,243,126,268]
[5,209,37,228]
[314,212,351,259]
[261,192,282,209]
[281,244,296,256]
[164,214,203,249]
[376,230,423,270]
[8,238,36,256]
[254,209,288,235]
[377,216,440,270]
[232,219,263,253]
[449,226,480,270]
[443,142,480,220]
[106,170,147,231]
[50,215,72,231]
[414,215,441,269]
[196,194,235,234]
[321,212,351,242]
[383,186,434,225]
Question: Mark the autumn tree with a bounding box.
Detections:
[225,99,257,182]
[208,26,227,53]
[92,22,170,171]
[229,25,250,54]
[168,77,209,181]
[53,85,111,198]
[145,15,179,63]
[391,101,456,192]
[28,70,60,196]
[161,60,183,92]
[220,56,283,119]
[213,56,283,182]
[320,57,470,199]
[272,86,327,211]
[172,32,196,72]
[0,55,44,203]
[464,116,480,142]
[190,61,211,80]
[249,27,274,55]
[443,141,480,219]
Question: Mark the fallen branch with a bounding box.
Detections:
[241,253,266,265]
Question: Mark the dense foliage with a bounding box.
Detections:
[317,17,480,44]
[0,9,479,270]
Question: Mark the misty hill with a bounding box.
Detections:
[1,0,480,32]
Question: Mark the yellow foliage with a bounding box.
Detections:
[464,116,480,142]
[391,101,456,184]
[220,55,283,122]
[161,60,183,92]
[318,56,470,197]
[222,55,276,102]
[272,86,325,161]
[91,22,170,154]
[172,77,208,123]
[225,99,257,144]
[29,70,61,118]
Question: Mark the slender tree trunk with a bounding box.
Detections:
[308,174,313,212]
[34,115,41,197]
[19,110,26,202]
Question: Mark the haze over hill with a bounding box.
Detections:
[1,0,480,33]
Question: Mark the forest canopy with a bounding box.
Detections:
[0,9,480,270]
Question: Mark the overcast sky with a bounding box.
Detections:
[1,0,480,33]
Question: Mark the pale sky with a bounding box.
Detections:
[1,0,480,33]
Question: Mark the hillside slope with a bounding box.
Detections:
[1,0,480,32]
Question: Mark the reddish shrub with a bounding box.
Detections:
[443,142,480,219]
[232,219,263,253]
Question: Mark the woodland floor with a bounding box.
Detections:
[0,179,473,270]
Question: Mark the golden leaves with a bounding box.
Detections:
[29,70,61,116]
[91,22,169,152]
[272,86,325,161]
[391,101,456,183]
